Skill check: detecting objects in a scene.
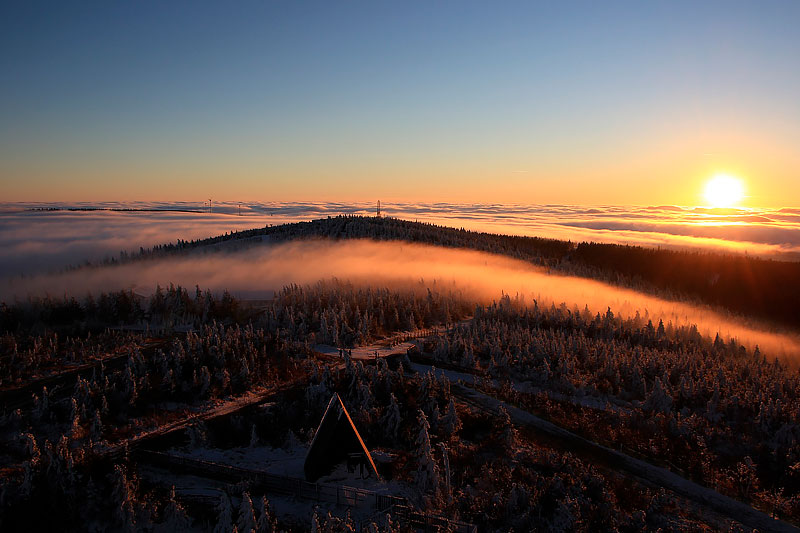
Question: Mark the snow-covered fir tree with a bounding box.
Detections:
[414,410,440,496]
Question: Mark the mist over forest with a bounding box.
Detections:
[5,235,800,363]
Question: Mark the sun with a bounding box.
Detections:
[704,173,744,208]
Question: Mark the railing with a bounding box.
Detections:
[136,449,404,512]
[386,326,445,345]
[138,449,477,532]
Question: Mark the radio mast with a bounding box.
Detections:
[376,200,381,218]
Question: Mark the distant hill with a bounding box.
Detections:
[90,215,800,331]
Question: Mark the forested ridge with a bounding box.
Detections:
[75,215,800,331]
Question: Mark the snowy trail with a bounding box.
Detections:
[102,378,304,460]
[411,362,799,533]
[103,329,434,460]
[312,321,467,362]
[102,330,427,459]
[312,340,417,362]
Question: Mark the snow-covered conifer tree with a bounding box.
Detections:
[440,398,462,436]
[90,410,103,441]
[380,394,402,442]
[237,491,257,533]
[414,410,439,496]
[212,492,233,533]
[249,424,259,448]
[161,486,191,532]
[643,377,673,413]
[110,465,136,533]
[256,495,277,533]
[497,406,518,452]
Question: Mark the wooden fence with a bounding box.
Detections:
[137,449,476,532]
[137,449,404,512]
[386,326,445,345]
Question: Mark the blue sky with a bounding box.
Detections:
[2,1,799,204]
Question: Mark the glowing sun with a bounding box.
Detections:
[704,174,744,208]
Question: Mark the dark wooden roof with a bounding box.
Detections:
[304,393,380,482]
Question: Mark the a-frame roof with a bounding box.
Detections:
[304,393,380,482]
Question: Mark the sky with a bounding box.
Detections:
[1,1,799,206]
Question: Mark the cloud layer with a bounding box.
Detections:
[2,201,800,279]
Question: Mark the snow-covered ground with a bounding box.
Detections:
[313,340,417,361]
[169,442,408,496]
[150,442,415,527]
[409,361,634,414]
[138,464,333,529]
[172,443,307,477]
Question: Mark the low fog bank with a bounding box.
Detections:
[2,201,800,278]
[4,238,799,361]
[0,209,285,277]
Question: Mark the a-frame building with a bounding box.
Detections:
[304,393,380,482]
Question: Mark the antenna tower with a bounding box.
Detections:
[377,200,381,218]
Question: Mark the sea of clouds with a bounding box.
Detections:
[1,201,799,278]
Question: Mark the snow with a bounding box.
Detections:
[169,443,409,496]
[313,340,417,361]
[409,361,633,414]
[173,443,307,477]
[414,360,798,533]
[142,441,415,528]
